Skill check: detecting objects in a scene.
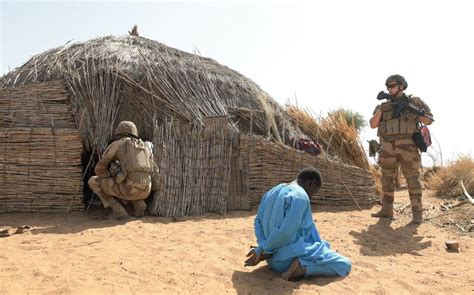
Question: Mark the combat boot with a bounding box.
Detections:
[132,200,147,217]
[371,202,394,219]
[109,198,129,220]
[411,209,423,225]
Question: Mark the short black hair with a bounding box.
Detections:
[297,167,322,187]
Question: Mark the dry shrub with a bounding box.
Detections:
[426,155,474,198]
[285,105,370,170]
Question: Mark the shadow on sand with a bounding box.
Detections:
[231,265,344,295]
[349,218,432,256]
[0,206,256,236]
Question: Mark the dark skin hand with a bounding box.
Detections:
[245,180,320,267]
[244,248,272,267]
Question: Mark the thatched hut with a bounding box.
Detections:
[0,35,377,216]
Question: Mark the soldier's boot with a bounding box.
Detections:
[281,258,306,281]
[372,175,395,219]
[109,198,129,220]
[411,209,423,225]
[371,202,394,219]
[132,200,147,217]
[407,176,423,225]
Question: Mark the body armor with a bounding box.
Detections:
[377,96,419,139]
[117,137,153,185]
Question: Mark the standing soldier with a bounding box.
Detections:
[88,121,156,219]
[369,75,434,224]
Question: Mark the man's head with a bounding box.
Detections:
[297,167,322,196]
[114,121,138,138]
[385,74,407,97]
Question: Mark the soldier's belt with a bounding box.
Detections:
[382,134,413,141]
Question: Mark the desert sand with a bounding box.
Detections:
[1,190,473,294]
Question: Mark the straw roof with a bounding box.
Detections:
[0,35,302,155]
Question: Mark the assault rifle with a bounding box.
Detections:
[376,91,434,121]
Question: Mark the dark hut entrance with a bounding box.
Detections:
[0,81,83,212]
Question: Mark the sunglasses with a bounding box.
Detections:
[387,83,398,89]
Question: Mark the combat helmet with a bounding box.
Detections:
[385,74,408,89]
[115,121,138,137]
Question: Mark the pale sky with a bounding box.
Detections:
[1,0,473,166]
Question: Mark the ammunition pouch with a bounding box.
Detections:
[368,139,381,157]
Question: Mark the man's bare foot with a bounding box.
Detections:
[281,258,305,281]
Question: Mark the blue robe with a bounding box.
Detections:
[253,182,351,277]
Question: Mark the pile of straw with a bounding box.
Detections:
[1,35,304,156]
[426,155,474,198]
[285,105,370,170]
[0,81,83,213]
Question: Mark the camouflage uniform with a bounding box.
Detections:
[374,95,433,223]
[88,121,154,219]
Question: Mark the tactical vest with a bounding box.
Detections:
[118,137,153,185]
[121,138,152,172]
[377,97,418,139]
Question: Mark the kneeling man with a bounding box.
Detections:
[245,167,351,280]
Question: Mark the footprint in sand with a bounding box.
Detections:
[394,278,417,292]
[19,245,45,251]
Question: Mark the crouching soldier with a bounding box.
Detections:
[88,121,156,219]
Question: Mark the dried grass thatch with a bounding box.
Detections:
[1,35,304,157]
[426,155,474,199]
[285,105,370,170]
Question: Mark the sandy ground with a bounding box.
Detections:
[1,191,473,294]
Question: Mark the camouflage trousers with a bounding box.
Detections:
[88,176,151,207]
[379,138,423,213]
